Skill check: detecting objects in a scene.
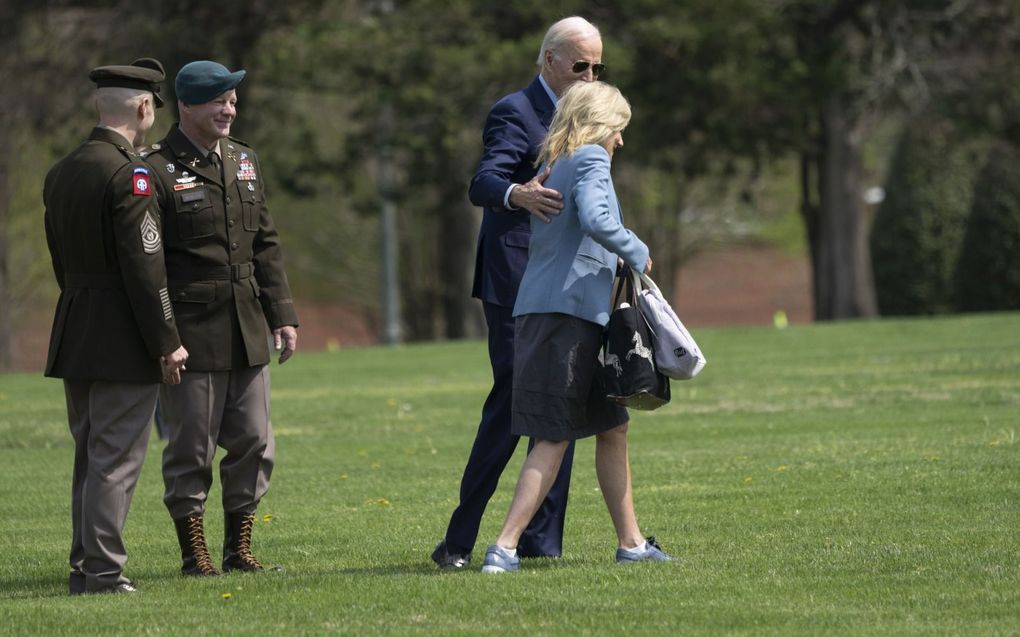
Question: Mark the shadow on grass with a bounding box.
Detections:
[0,557,571,599]
[330,556,566,578]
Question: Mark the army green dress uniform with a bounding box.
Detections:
[44,60,179,594]
[144,64,297,573]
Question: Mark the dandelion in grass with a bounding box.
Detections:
[371,463,381,470]
[744,476,753,484]
[365,497,391,506]
[262,514,273,523]
[386,398,397,407]
[222,592,233,600]
[340,473,349,480]
[775,465,788,472]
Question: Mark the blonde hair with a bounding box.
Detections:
[536,81,631,167]
[536,16,601,67]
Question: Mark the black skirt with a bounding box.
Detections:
[512,312,629,441]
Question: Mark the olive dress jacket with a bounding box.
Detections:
[44,127,182,382]
[143,125,298,371]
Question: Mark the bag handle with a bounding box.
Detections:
[637,271,661,295]
[629,268,662,340]
[613,265,638,308]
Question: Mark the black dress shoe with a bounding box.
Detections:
[89,582,138,594]
[69,572,85,595]
[431,540,471,569]
[107,582,138,594]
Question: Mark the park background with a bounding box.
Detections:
[1,3,1018,634]
[1,0,1019,371]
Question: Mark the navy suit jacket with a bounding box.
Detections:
[469,76,555,308]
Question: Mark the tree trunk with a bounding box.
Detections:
[799,151,822,317]
[812,97,878,320]
[0,134,11,371]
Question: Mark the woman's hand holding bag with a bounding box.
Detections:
[602,268,671,410]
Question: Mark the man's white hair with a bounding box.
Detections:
[536,16,601,67]
[95,86,150,120]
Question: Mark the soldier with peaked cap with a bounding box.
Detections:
[142,60,298,577]
[44,58,189,595]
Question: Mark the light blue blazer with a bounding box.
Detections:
[513,144,649,327]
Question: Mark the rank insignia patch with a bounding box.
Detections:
[141,210,161,254]
[159,287,173,321]
[140,208,160,253]
[133,167,151,196]
[167,163,175,173]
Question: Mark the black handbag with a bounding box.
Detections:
[602,267,671,410]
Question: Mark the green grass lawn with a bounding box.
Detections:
[0,313,1017,635]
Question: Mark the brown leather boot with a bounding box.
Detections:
[173,515,221,576]
[222,512,264,573]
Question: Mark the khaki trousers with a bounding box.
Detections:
[159,365,274,520]
[65,379,156,591]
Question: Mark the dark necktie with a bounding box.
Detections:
[208,151,221,178]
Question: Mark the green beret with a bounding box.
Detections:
[89,58,167,108]
[175,60,246,105]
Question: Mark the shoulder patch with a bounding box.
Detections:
[132,167,152,196]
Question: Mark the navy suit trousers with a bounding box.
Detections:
[444,302,575,557]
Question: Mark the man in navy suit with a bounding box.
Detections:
[432,16,606,569]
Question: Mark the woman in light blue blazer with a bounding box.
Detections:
[481,81,672,573]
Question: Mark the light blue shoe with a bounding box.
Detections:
[481,544,521,573]
[616,536,673,564]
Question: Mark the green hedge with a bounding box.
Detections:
[870,116,988,316]
[954,141,1020,311]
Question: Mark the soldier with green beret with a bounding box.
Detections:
[44,58,189,595]
[142,60,298,577]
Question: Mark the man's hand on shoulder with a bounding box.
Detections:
[508,166,563,223]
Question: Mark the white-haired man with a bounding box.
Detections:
[432,16,605,570]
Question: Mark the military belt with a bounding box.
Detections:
[64,273,125,289]
[169,262,254,283]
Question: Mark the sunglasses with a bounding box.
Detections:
[571,60,606,76]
